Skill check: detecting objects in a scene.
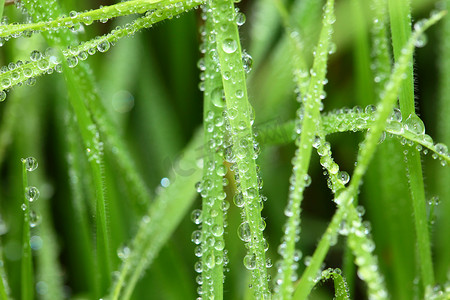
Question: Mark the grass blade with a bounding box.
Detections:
[275,0,335,298]
[110,130,203,300]
[435,0,450,283]
[388,0,435,290]
[208,0,270,297]
[20,158,34,300]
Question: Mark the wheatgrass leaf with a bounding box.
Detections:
[207,0,272,296]
[274,1,335,298]
[0,0,201,40]
[196,4,227,298]
[0,3,202,96]
[110,130,203,300]
[317,268,350,300]
[21,0,112,294]
[0,241,9,300]
[389,2,437,288]
[256,111,450,166]
[64,108,99,296]
[435,0,450,283]
[292,10,445,300]
[20,158,34,300]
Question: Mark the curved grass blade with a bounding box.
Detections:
[110,130,203,300]
[317,268,349,300]
[0,2,202,96]
[256,112,450,166]
[0,0,202,39]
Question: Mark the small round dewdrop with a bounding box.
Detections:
[23,157,38,171]
[222,38,237,54]
[0,90,6,102]
[25,186,40,202]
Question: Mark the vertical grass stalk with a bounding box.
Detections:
[196,4,227,298]
[20,158,34,300]
[388,0,435,290]
[435,0,450,283]
[207,0,270,297]
[274,1,334,298]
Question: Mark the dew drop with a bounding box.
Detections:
[216,165,227,176]
[233,193,244,207]
[205,254,215,269]
[191,230,202,244]
[243,253,256,270]
[194,261,203,273]
[30,50,42,62]
[237,222,251,242]
[160,177,170,187]
[404,114,425,135]
[338,171,350,185]
[23,157,38,171]
[222,38,237,54]
[117,246,130,260]
[97,41,110,53]
[236,12,246,26]
[435,143,448,156]
[212,225,224,237]
[66,56,78,68]
[390,108,402,122]
[414,33,427,48]
[365,104,377,114]
[304,174,312,187]
[215,239,225,251]
[242,51,253,73]
[29,210,41,228]
[191,209,202,224]
[211,88,226,108]
[25,186,40,202]
[0,90,6,102]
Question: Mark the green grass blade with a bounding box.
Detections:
[0,0,201,39]
[197,4,227,298]
[351,0,374,107]
[388,0,435,290]
[64,104,100,296]
[274,0,335,298]
[0,240,9,300]
[20,158,34,300]
[208,0,270,297]
[0,0,4,19]
[110,130,203,300]
[435,0,450,283]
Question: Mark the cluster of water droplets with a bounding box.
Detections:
[273,1,337,295]
[325,106,450,166]
[425,283,450,300]
[201,2,272,298]
[193,10,230,299]
[345,211,388,300]
[318,268,350,299]
[85,124,104,164]
[0,0,205,101]
[21,157,41,228]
